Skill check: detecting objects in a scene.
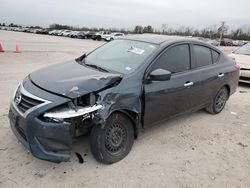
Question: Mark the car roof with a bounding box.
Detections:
[123,34,199,45]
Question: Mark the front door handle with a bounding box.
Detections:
[218,73,225,78]
[184,81,193,87]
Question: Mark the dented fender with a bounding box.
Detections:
[93,77,143,135]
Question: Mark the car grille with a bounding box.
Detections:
[17,93,43,113]
[13,84,47,116]
[240,76,250,81]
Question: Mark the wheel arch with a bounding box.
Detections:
[224,84,230,97]
[111,110,141,139]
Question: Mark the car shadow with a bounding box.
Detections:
[71,109,209,163]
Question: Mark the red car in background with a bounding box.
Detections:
[220,38,233,46]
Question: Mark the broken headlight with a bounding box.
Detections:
[43,93,102,121]
[75,92,96,107]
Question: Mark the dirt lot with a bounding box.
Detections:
[0,30,250,188]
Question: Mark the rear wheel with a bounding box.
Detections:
[206,86,229,114]
[90,113,134,164]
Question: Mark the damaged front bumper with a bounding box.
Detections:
[8,80,101,163]
[9,104,74,162]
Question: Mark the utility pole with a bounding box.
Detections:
[218,21,228,47]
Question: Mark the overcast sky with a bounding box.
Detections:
[0,0,249,30]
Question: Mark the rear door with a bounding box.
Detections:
[188,44,225,107]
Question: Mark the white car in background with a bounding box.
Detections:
[69,31,79,38]
[49,30,58,35]
[104,33,125,41]
[93,31,111,41]
[229,43,250,83]
[232,40,244,46]
[206,39,219,47]
[60,30,72,37]
[49,30,63,36]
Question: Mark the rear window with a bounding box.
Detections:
[212,50,220,63]
[193,45,213,67]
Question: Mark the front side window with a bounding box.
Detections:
[193,45,213,67]
[152,44,190,73]
[84,40,158,74]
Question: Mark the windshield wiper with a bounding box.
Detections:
[84,63,109,72]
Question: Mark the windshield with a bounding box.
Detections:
[84,40,158,74]
[234,43,250,55]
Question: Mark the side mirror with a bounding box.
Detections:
[149,69,171,81]
[75,53,86,62]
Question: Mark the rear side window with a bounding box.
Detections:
[152,44,190,73]
[193,45,213,68]
[212,50,220,63]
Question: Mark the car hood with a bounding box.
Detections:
[228,53,250,69]
[29,61,122,99]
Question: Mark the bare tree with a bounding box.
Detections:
[161,24,168,34]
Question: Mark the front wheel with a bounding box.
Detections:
[206,86,229,114]
[90,113,134,164]
[96,36,102,41]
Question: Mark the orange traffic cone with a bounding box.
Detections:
[0,42,4,52]
[15,44,20,53]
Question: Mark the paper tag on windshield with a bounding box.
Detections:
[149,45,156,49]
[125,66,132,71]
[128,47,145,55]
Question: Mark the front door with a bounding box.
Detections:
[143,44,197,127]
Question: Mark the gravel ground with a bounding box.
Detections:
[0,30,250,188]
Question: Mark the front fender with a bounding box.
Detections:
[94,86,142,129]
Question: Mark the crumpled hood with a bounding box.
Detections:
[228,53,250,69]
[29,61,122,98]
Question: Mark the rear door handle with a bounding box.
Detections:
[218,73,224,78]
[184,81,193,87]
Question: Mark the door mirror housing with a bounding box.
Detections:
[75,53,86,62]
[149,69,171,81]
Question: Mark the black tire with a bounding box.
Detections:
[206,86,229,114]
[96,36,102,41]
[90,113,134,164]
